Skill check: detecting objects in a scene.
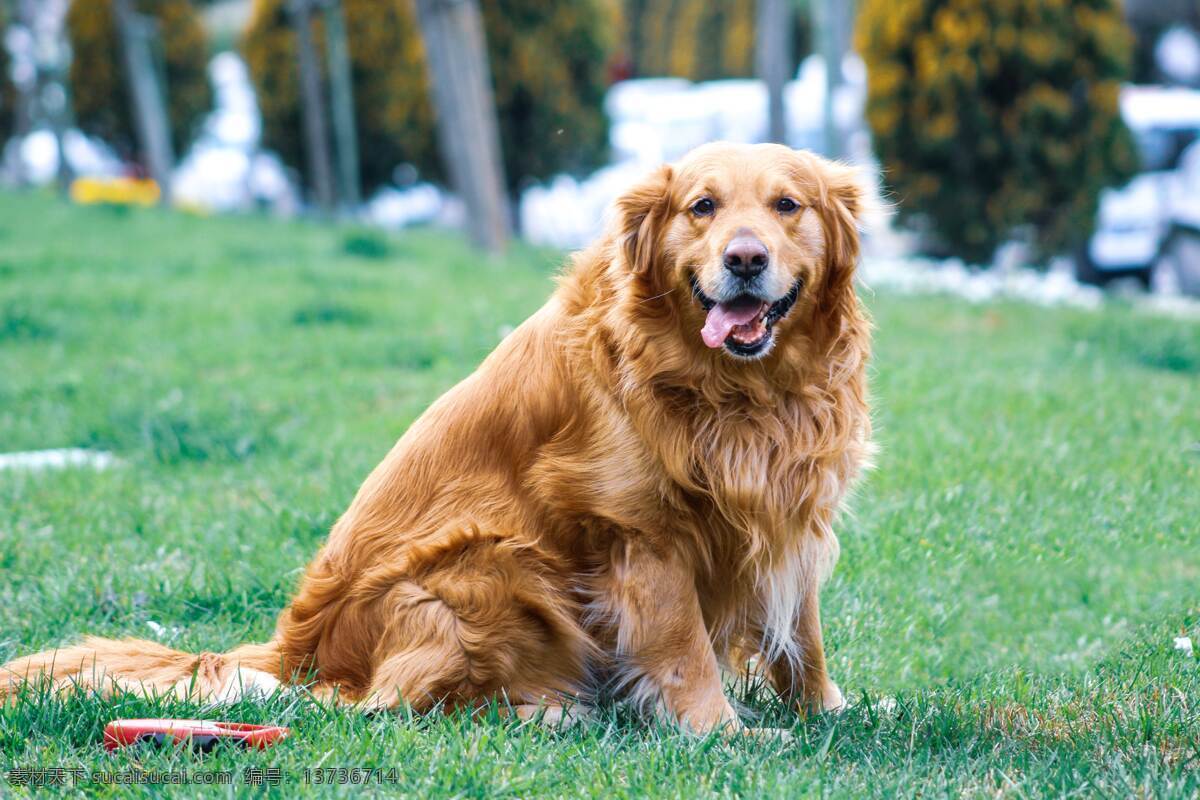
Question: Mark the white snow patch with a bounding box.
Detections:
[1156,26,1200,86]
[519,161,648,250]
[145,620,182,642]
[172,52,299,215]
[858,256,1106,310]
[6,128,123,185]
[0,448,117,472]
[1139,292,1200,319]
[365,183,445,229]
[858,255,1200,317]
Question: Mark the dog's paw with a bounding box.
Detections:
[669,697,743,736]
[511,702,590,729]
[211,667,283,704]
[821,679,846,713]
[738,726,794,742]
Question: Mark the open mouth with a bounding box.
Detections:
[690,274,802,357]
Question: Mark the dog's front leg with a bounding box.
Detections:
[606,538,739,734]
[765,583,844,715]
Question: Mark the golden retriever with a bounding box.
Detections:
[2,142,872,733]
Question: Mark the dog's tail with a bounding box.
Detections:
[0,637,289,703]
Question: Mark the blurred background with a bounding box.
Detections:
[1,7,1197,786]
[2,0,1200,300]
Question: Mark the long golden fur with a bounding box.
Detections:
[2,143,872,733]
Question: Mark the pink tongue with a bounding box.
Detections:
[701,300,765,348]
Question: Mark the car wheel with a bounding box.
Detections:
[1073,243,1105,286]
[1154,229,1200,297]
[1076,243,1154,289]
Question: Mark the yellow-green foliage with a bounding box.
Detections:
[0,6,14,144]
[241,0,612,195]
[617,0,808,82]
[480,0,613,190]
[67,0,212,161]
[857,0,1138,263]
[242,0,438,194]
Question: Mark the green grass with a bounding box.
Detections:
[0,191,1197,797]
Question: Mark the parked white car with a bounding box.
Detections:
[1078,85,1200,295]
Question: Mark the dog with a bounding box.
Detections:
[2,142,872,733]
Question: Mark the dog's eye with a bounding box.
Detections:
[690,198,715,217]
[775,197,799,214]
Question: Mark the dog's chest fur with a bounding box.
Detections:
[543,388,845,664]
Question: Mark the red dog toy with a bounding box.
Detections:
[103,719,289,752]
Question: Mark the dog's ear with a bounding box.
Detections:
[810,159,865,312]
[815,160,863,272]
[614,165,673,275]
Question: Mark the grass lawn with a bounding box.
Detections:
[0,191,1197,798]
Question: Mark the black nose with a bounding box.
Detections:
[723,235,769,279]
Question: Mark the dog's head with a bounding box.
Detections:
[614,142,863,362]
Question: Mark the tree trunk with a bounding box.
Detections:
[321,0,360,210]
[13,0,40,186]
[288,0,336,214]
[413,0,510,252]
[113,0,174,203]
[756,0,791,145]
[811,0,848,158]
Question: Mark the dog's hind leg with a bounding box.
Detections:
[359,589,470,711]
[359,529,593,713]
